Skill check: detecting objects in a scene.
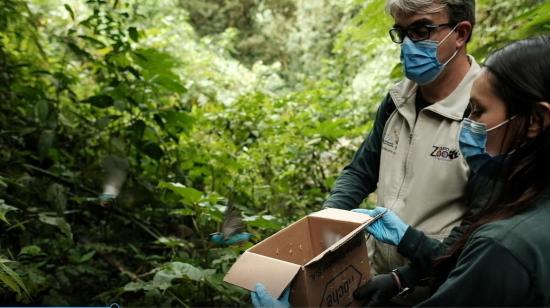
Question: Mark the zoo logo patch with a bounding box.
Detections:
[430,145,460,161]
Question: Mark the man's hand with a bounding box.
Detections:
[352,207,409,245]
[353,274,398,306]
[251,283,290,308]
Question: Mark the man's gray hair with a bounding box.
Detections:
[386,0,476,27]
[386,0,475,41]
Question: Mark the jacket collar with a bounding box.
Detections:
[389,55,481,121]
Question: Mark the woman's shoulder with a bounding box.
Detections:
[471,196,550,268]
[475,198,550,240]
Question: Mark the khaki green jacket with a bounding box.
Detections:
[325,56,481,275]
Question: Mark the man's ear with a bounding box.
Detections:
[527,102,550,138]
[455,21,472,49]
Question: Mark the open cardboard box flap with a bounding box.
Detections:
[223,251,301,298]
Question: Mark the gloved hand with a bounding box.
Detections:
[353,274,399,306]
[251,283,290,308]
[352,207,409,245]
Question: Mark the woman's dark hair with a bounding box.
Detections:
[431,35,550,289]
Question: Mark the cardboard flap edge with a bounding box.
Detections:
[309,208,372,224]
[223,252,301,298]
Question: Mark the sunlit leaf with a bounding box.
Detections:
[159,182,203,205]
[0,199,19,224]
[123,262,214,292]
[18,245,44,257]
[170,208,195,216]
[79,250,96,263]
[38,213,73,240]
[242,215,281,230]
[152,75,186,93]
[0,259,31,301]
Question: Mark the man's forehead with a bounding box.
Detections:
[392,8,448,27]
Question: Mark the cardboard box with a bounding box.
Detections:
[224,208,374,307]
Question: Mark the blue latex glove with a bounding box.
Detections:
[251,283,290,308]
[351,207,409,246]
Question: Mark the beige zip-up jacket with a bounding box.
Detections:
[371,56,481,274]
[325,56,481,276]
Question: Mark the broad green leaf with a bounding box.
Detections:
[128,27,139,42]
[243,215,281,230]
[170,208,195,216]
[133,48,179,72]
[0,271,21,297]
[66,42,93,60]
[18,245,44,257]
[0,259,31,301]
[46,183,67,213]
[83,94,114,108]
[141,141,164,160]
[155,236,189,249]
[38,130,54,159]
[78,35,107,48]
[152,75,186,93]
[159,182,203,205]
[160,111,194,133]
[35,101,49,123]
[64,4,75,21]
[79,250,96,263]
[150,262,214,291]
[122,262,214,292]
[129,120,146,142]
[0,199,19,224]
[122,281,147,292]
[38,213,73,240]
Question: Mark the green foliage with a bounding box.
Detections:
[0,258,32,302]
[1,0,550,306]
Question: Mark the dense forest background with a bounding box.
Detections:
[1,0,550,306]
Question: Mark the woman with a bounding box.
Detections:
[353,35,550,306]
[251,35,550,306]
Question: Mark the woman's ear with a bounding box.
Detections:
[527,102,550,138]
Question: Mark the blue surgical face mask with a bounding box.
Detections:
[400,25,459,85]
[459,116,517,172]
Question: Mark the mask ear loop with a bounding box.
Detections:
[437,24,460,65]
[487,115,518,132]
[437,24,459,47]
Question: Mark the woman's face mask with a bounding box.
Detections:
[459,116,517,171]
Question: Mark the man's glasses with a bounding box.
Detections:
[389,23,454,44]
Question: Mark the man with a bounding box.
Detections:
[250,0,479,306]
[324,0,478,304]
